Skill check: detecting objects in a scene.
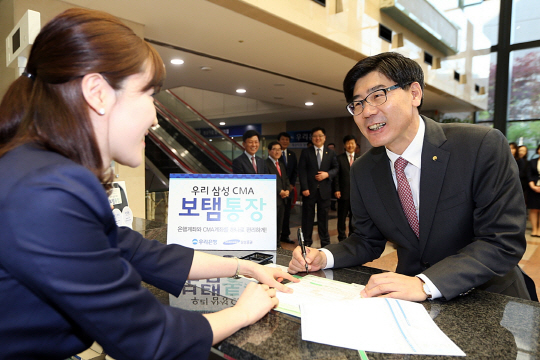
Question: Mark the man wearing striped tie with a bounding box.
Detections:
[333,135,359,241]
[266,141,290,248]
[289,52,534,303]
[232,130,267,175]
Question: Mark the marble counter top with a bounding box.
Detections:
[132,219,540,359]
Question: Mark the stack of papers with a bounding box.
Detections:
[275,274,364,317]
[274,273,465,356]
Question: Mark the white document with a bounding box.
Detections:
[275,275,365,317]
[300,298,465,356]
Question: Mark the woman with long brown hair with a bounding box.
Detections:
[0,8,296,359]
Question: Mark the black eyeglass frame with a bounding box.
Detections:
[346,83,410,116]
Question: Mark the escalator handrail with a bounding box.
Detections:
[155,105,233,172]
[165,89,244,151]
[147,132,197,174]
[154,97,235,167]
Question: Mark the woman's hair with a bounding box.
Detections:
[509,142,519,160]
[0,8,165,188]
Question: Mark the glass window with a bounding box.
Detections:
[463,0,500,49]
[476,53,497,122]
[511,0,540,44]
[508,47,540,121]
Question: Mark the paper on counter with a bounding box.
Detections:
[300,297,465,356]
[275,275,365,317]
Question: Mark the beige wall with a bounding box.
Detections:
[1,0,148,218]
[209,0,488,111]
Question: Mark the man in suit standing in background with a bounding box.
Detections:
[278,132,297,244]
[333,135,359,241]
[289,52,533,302]
[232,130,267,175]
[298,127,339,248]
[266,141,290,248]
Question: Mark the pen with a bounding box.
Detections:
[297,228,309,274]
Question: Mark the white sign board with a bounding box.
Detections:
[167,174,276,250]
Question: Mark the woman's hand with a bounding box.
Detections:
[203,282,279,343]
[234,283,278,326]
[240,260,299,293]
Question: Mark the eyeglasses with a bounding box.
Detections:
[346,84,405,116]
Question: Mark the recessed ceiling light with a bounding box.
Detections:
[305,102,314,106]
[209,139,213,141]
[200,66,212,71]
[170,59,184,65]
[236,89,247,94]
[219,122,226,125]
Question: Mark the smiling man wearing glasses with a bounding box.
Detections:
[289,52,535,302]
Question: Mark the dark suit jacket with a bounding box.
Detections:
[0,144,212,359]
[281,149,298,187]
[528,158,540,184]
[232,152,267,174]
[265,158,290,207]
[298,146,338,200]
[326,117,528,300]
[333,152,359,200]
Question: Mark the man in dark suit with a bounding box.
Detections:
[333,135,359,241]
[289,52,533,302]
[278,132,297,244]
[232,130,266,175]
[266,141,290,248]
[298,127,339,248]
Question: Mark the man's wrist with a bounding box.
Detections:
[417,276,432,299]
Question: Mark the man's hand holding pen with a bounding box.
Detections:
[288,246,327,274]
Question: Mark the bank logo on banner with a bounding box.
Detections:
[167,174,276,251]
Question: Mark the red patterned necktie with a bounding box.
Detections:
[394,157,419,238]
[276,161,282,176]
[349,154,353,166]
[251,156,257,173]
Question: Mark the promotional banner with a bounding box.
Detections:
[167,174,276,250]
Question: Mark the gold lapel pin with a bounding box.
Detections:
[433,156,437,161]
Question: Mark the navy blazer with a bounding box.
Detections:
[265,157,290,207]
[326,117,528,300]
[232,152,267,174]
[298,146,338,200]
[0,144,212,359]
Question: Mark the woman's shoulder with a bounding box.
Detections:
[0,143,102,197]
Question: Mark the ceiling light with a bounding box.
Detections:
[200,66,212,71]
[170,59,184,65]
[305,102,314,106]
[236,89,246,94]
[219,122,226,125]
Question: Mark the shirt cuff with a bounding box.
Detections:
[416,274,443,300]
[320,248,334,269]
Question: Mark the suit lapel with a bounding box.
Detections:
[310,147,317,168]
[243,153,255,174]
[418,117,450,255]
[371,149,419,247]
